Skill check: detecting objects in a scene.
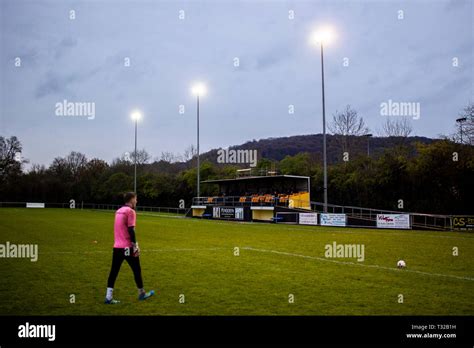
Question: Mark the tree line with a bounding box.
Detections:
[1,103,472,214]
[1,136,473,214]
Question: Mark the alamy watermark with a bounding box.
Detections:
[18,322,55,341]
[55,99,95,120]
[217,148,258,167]
[324,241,365,262]
[380,99,420,120]
[0,241,38,262]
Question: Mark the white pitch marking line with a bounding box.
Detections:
[285,226,474,241]
[44,247,226,254]
[143,247,225,252]
[69,209,474,240]
[176,217,474,241]
[242,247,474,282]
[85,209,186,219]
[138,213,186,219]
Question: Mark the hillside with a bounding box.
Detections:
[196,134,435,166]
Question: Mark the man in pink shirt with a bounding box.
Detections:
[105,192,154,304]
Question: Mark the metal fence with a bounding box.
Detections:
[0,202,187,215]
[309,201,453,231]
[1,200,471,231]
[191,196,466,231]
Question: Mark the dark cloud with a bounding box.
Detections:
[54,36,78,59]
[444,0,471,12]
[255,45,293,70]
[35,71,79,98]
[0,0,472,167]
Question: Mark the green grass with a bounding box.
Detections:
[0,208,473,315]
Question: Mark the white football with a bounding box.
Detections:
[397,260,406,268]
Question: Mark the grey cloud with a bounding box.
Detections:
[425,74,472,105]
[54,36,78,59]
[444,0,471,12]
[35,64,102,99]
[1,0,472,167]
[35,71,80,98]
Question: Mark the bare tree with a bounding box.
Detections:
[130,149,151,166]
[328,105,369,153]
[381,118,413,138]
[182,144,197,162]
[0,136,27,181]
[29,163,47,174]
[65,151,88,176]
[160,151,177,163]
[49,151,87,179]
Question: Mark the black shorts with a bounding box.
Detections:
[107,248,143,289]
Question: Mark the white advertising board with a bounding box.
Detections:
[376,214,410,229]
[26,203,45,208]
[299,213,318,225]
[320,213,347,226]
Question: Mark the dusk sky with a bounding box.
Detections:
[1,0,472,167]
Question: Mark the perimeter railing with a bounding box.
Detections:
[309,201,454,231]
[2,200,472,231]
[0,202,187,215]
[191,196,471,231]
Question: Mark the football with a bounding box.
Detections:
[397,260,406,268]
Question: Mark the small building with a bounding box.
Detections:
[190,174,311,222]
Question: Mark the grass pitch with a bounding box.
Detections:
[0,208,473,315]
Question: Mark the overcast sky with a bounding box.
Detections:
[0,0,472,167]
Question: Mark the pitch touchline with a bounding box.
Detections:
[44,247,226,254]
[285,226,474,241]
[242,247,474,282]
[138,213,185,219]
[85,209,185,219]
[181,218,474,241]
[143,247,225,252]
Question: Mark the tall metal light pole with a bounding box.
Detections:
[197,94,200,199]
[131,111,142,193]
[320,42,328,213]
[312,27,334,213]
[365,133,373,157]
[192,83,207,200]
